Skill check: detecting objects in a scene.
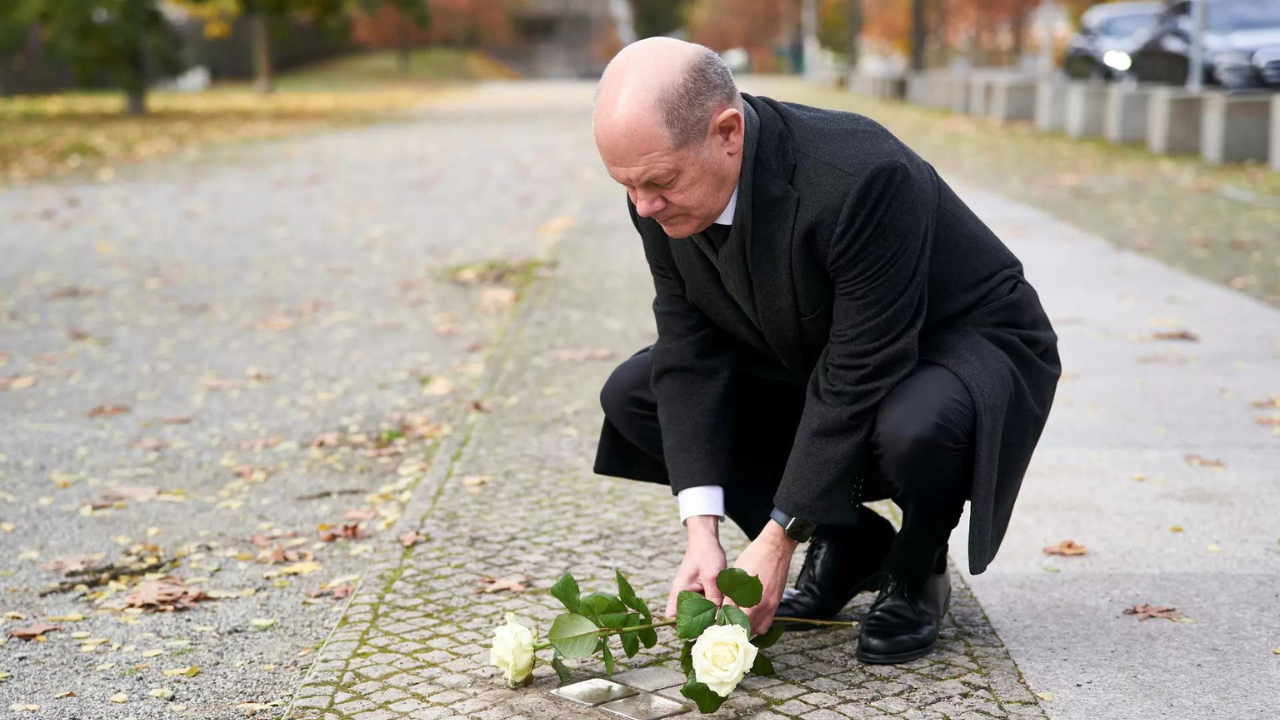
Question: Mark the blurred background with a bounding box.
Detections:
[5,0,1277,304]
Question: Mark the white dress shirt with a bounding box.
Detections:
[676,187,739,526]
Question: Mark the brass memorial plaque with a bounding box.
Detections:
[549,678,638,707]
[597,692,691,720]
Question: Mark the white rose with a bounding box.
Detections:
[490,612,536,686]
[691,623,759,697]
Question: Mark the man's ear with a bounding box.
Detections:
[712,108,744,153]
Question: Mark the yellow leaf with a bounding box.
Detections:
[1036,691,1055,702]
[109,693,128,703]
[48,613,84,622]
[142,649,163,658]
[1207,544,1223,554]
[279,561,320,576]
[162,666,198,677]
[148,688,174,700]
[250,618,275,631]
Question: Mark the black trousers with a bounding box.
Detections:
[600,348,975,589]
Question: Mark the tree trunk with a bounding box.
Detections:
[249,8,274,94]
[846,0,862,73]
[396,20,411,75]
[910,0,927,72]
[126,84,147,116]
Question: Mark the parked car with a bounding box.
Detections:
[1065,1,1164,80]
[1129,0,1280,88]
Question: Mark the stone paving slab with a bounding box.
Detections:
[283,83,1047,720]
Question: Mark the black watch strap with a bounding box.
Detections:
[769,506,817,543]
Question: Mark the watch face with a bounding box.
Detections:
[786,518,817,541]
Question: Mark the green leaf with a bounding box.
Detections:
[599,612,629,630]
[676,590,718,639]
[550,573,580,615]
[551,651,571,684]
[619,613,641,658]
[616,569,644,614]
[716,568,763,608]
[547,613,600,659]
[720,605,751,632]
[751,624,785,649]
[679,640,694,675]
[580,592,627,626]
[602,640,614,677]
[751,651,775,676]
[681,678,727,714]
[638,623,658,649]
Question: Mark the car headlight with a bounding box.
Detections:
[1102,51,1132,72]
[1213,53,1257,88]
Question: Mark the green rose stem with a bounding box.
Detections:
[531,616,854,651]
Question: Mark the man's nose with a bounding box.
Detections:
[634,192,666,218]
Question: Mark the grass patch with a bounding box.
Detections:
[0,48,513,187]
[752,77,1280,307]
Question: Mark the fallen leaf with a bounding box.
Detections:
[201,378,241,391]
[343,508,377,521]
[469,400,489,413]
[1123,603,1184,622]
[87,404,130,418]
[1185,454,1225,469]
[318,524,365,542]
[477,575,531,594]
[148,688,174,700]
[8,704,39,712]
[161,666,198,677]
[1207,543,1223,554]
[420,376,454,396]
[162,416,193,425]
[545,348,616,362]
[42,555,103,575]
[1035,691,1055,702]
[1254,416,1280,427]
[311,432,343,448]
[250,618,275,631]
[1170,525,1185,533]
[279,561,321,576]
[308,584,355,600]
[1251,396,1280,409]
[98,485,161,503]
[1151,329,1198,342]
[1043,540,1088,556]
[0,375,37,391]
[7,623,62,640]
[121,577,212,612]
[480,287,517,310]
[398,531,428,548]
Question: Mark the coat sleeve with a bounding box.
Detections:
[773,160,933,523]
[630,201,738,496]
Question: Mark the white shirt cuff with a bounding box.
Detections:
[677,485,726,525]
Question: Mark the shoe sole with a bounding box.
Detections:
[776,572,884,633]
[854,585,952,665]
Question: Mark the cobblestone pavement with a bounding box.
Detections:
[283,82,1047,720]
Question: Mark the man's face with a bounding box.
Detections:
[595,112,739,239]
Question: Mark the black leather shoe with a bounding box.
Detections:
[855,571,951,664]
[773,507,896,631]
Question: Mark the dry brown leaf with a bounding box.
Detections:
[1251,396,1280,409]
[0,375,37,391]
[1254,416,1280,427]
[238,436,282,451]
[87,404,130,418]
[41,554,102,575]
[122,577,212,611]
[1151,329,1199,342]
[7,623,61,640]
[477,575,531,594]
[308,583,356,600]
[311,432,343,448]
[99,485,161,503]
[1043,539,1088,556]
[344,508,377,521]
[546,348,617,362]
[1123,603,1183,622]
[1185,454,1225,469]
[318,524,365,542]
[469,400,489,413]
[398,531,428,548]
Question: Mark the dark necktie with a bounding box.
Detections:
[704,222,731,253]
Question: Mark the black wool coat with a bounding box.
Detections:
[593,93,1061,574]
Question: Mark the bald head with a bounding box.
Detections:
[593,39,745,240]
[595,37,741,150]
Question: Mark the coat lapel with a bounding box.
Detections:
[720,95,804,373]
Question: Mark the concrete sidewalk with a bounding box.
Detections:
[946,186,1280,720]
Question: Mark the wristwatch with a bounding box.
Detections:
[769,506,818,543]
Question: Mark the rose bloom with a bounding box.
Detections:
[691,623,759,697]
[490,612,536,686]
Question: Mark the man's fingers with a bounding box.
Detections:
[702,573,724,606]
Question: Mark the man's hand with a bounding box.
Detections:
[664,516,727,618]
[729,520,798,635]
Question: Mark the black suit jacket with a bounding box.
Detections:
[594,93,1060,574]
